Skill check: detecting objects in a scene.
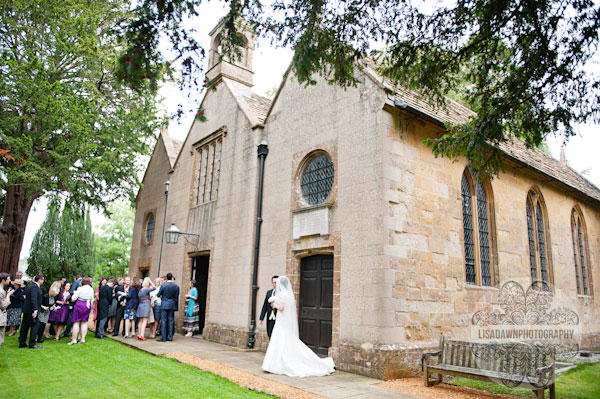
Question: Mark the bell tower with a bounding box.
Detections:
[206,18,255,88]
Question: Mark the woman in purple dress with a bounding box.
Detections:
[50,282,71,340]
[69,277,94,345]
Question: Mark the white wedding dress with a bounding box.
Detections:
[261,276,335,377]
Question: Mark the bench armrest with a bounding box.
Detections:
[421,350,442,371]
[536,363,555,384]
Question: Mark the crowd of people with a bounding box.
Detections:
[0,271,191,349]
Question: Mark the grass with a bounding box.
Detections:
[0,334,275,399]
[452,363,600,398]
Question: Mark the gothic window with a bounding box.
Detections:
[461,169,495,286]
[301,154,335,205]
[145,213,155,244]
[571,208,590,295]
[192,131,224,206]
[526,190,552,291]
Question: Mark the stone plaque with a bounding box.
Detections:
[293,206,329,239]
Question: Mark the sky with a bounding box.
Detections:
[17,3,600,263]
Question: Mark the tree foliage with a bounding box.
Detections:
[94,200,134,279]
[27,199,95,287]
[0,0,162,207]
[0,0,164,275]
[120,0,599,176]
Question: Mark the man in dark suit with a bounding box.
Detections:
[156,273,179,342]
[95,279,114,339]
[259,275,278,339]
[19,274,44,349]
[112,277,128,336]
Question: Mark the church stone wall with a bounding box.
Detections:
[375,107,600,378]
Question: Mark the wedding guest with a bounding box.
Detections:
[123,277,140,338]
[157,273,179,342]
[107,277,118,333]
[259,276,279,339]
[136,278,156,341]
[68,277,94,345]
[63,273,82,338]
[183,280,199,337]
[37,281,60,343]
[149,278,162,339]
[13,271,27,287]
[112,277,127,337]
[0,273,14,348]
[6,279,24,337]
[19,274,44,349]
[93,278,105,324]
[95,278,113,339]
[50,282,71,340]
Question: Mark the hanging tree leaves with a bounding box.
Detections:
[119,0,600,176]
[0,0,164,276]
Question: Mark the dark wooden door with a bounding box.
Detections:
[192,256,209,334]
[300,254,333,357]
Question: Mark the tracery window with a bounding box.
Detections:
[145,213,155,244]
[571,208,590,295]
[526,190,552,291]
[301,155,335,206]
[461,169,495,286]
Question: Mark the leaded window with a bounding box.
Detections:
[461,169,495,286]
[571,208,590,295]
[193,136,223,205]
[145,213,155,244]
[301,155,335,205]
[526,190,551,291]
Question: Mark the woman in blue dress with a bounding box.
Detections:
[183,280,199,337]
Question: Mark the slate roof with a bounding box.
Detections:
[246,93,272,124]
[361,58,600,204]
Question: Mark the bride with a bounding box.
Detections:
[261,276,335,377]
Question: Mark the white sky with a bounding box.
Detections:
[18,3,600,263]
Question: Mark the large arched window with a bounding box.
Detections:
[461,169,496,286]
[571,207,590,295]
[526,189,552,291]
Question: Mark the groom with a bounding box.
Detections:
[259,276,278,339]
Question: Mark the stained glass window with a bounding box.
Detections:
[461,170,494,286]
[571,209,590,295]
[526,191,551,291]
[145,214,155,244]
[301,155,335,205]
[462,174,476,284]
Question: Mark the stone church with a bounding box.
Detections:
[129,19,600,379]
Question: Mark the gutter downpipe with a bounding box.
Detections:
[248,141,269,349]
[157,180,170,277]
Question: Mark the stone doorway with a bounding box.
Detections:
[300,254,333,356]
[191,255,209,334]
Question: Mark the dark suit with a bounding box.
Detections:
[259,289,277,338]
[112,284,126,336]
[95,285,113,338]
[19,282,42,347]
[157,281,179,341]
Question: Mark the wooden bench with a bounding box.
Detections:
[422,337,555,399]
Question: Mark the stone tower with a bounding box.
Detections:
[206,18,255,88]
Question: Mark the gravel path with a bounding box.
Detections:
[167,352,326,399]
[376,378,523,399]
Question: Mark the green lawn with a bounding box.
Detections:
[452,363,600,399]
[0,335,274,399]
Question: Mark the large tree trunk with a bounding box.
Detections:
[0,184,36,276]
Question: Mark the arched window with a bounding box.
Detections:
[571,208,590,295]
[526,190,551,291]
[461,169,495,286]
